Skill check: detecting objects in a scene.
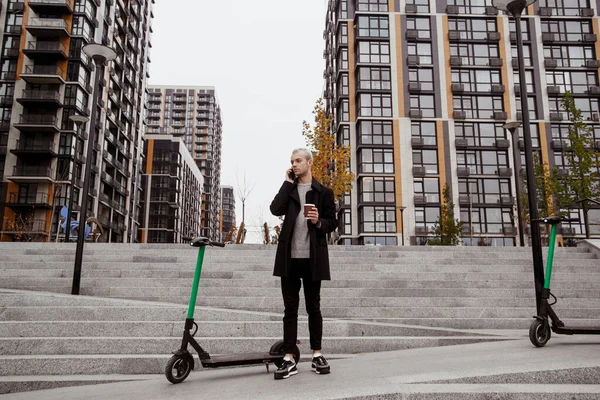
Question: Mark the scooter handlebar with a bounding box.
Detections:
[210,241,226,247]
[531,217,580,224]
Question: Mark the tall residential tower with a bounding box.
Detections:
[324,0,600,246]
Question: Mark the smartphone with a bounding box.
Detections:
[288,170,296,180]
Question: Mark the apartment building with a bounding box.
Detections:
[139,135,203,243]
[0,0,154,242]
[220,185,235,240]
[145,86,223,240]
[323,0,600,246]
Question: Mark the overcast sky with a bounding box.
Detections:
[149,0,328,243]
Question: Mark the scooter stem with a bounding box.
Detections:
[187,245,206,319]
[544,224,557,290]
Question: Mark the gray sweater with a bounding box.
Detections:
[291,183,311,259]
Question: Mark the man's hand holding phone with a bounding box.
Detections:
[286,168,295,183]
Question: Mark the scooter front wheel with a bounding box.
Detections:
[165,354,193,384]
[270,340,301,367]
[529,319,551,347]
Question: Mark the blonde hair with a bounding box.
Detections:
[291,148,313,161]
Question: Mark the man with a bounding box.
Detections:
[270,148,338,380]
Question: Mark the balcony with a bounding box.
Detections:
[28,0,73,14]
[20,65,65,84]
[6,192,52,209]
[11,140,56,157]
[17,90,62,108]
[14,114,60,133]
[3,219,48,234]
[8,165,55,182]
[23,41,68,59]
[26,18,71,37]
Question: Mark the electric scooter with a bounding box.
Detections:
[165,236,300,384]
[529,216,600,347]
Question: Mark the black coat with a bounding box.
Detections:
[270,178,337,281]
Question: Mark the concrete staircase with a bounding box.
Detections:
[0,242,599,393]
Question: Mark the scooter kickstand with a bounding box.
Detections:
[264,361,270,373]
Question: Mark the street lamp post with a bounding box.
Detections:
[397,206,406,246]
[67,115,90,243]
[502,121,525,247]
[493,0,544,313]
[71,44,116,295]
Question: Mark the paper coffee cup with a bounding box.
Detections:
[304,204,315,219]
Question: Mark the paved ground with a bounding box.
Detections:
[3,334,600,400]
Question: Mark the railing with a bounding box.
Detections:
[27,18,69,30]
[18,114,58,125]
[13,140,54,152]
[25,40,67,53]
[22,64,64,76]
[20,89,61,101]
[7,192,50,205]
[3,218,48,232]
[11,166,54,178]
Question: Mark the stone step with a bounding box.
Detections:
[0,306,275,322]
[0,335,511,357]
[3,261,599,273]
[345,317,600,330]
[0,375,158,396]
[0,320,480,338]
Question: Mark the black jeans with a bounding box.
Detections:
[281,258,323,353]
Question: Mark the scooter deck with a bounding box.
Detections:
[201,352,283,368]
[553,326,600,335]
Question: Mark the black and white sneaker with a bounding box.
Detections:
[274,359,297,380]
[311,355,330,375]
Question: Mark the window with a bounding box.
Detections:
[337,48,348,70]
[337,0,348,19]
[513,70,535,93]
[452,69,501,92]
[455,122,505,146]
[453,95,504,119]
[358,93,392,117]
[337,73,349,96]
[72,15,94,41]
[357,41,390,64]
[360,206,396,233]
[360,177,395,203]
[407,42,432,65]
[450,43,499,66]
[358,67,391,90]
[356,16,389,38]
[406,17,431,39]
[459,178,511,204]
[414,178,440,203]
[549,97,600,120]
[518,124,541,148]
[456,150,509,175]
[64,84,89,112]
[357,0,388,11]
[412,149,439,174]
[359,148,394,173]
[409,68,434,91]
[410,95,435,118]
[509,19,530,41]
[337,125,350,146]
[448,0,494,14]
[543,45,594,68]
[337,99,349,124]
[340,209,352,235]
[362,236,398,245]
[541,20,592,42]
[358,120,393,145]
[415,206,440,234]
[337,23,348,46]
[406,0,429,13]
[448,18,497,40]
[515,96,538,120]
[511,44,533,67]
[539,0,591,16]
[546,71,598,95]
[411,121,437,145]
[460,207,514,234]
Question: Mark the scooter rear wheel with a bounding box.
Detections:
[165,354,192,384]
[270,340,301,367]
[529,319,551,347]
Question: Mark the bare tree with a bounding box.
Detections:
[234,168,256,229]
